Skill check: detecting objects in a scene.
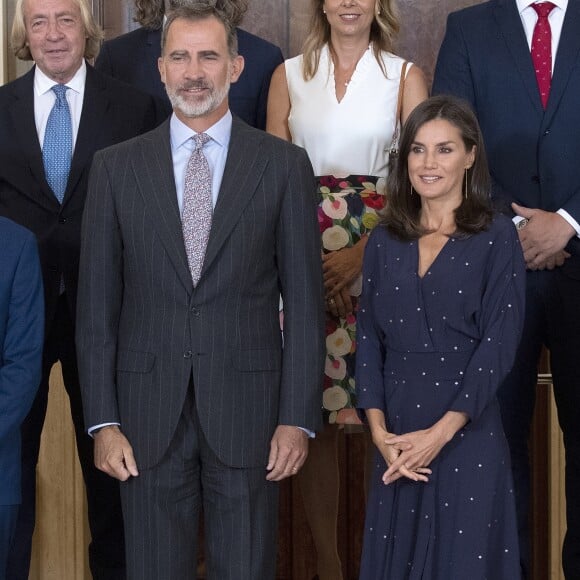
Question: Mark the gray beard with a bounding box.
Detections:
[166,80,230,118]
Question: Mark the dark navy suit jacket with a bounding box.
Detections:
[0,64,157,332]
[0,217,43,505]
[95,26,283,129]
[432,0,580,262]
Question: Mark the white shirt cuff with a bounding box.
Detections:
[298,427,315,438]
[88,422,120,437]
[557,209,580,237]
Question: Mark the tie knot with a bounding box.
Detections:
[532,1,556,19]
[51,84,69,103]
[193,132,211,151]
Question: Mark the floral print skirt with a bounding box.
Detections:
[317,175,386,424]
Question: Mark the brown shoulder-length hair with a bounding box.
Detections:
[301,0,399,80]
[134,0,248,30]
[11,0,103,60]
[381,95,493,240]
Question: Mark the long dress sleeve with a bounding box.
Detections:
[355,229,387,412]
[449,218,526,422]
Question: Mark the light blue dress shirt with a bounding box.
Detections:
[170,110,232,214]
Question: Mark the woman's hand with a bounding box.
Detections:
[370,425,430,484]
[382,411,468,484]
[325,286,353,318]
[322,237,367,296]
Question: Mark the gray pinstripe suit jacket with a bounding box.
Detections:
[76,115,325,470]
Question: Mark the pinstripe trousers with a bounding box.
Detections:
[119,386,279,580]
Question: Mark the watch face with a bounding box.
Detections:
[516,218,529,230]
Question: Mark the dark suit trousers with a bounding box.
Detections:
[497,268,580,579]
[6,295,126,580]
[0,505,17,580]
[120,387,279,580]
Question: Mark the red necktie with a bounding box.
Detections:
[531,2,556,109]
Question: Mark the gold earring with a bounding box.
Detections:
[410,183,414,196]
[464,168,469,199]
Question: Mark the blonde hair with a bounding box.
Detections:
[301,0,399,80]
[134,0,249,30]
[11,0,104,61]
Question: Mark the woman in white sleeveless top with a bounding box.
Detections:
[268,1,427,578]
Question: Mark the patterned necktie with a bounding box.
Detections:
[182,133,213,286]
[42,84,73,203]
[531,2,556,109]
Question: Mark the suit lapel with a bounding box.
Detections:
[64,65,107,206]
[8,68,60,211]
[543,1,580,126]
[200,117,268,280]
[493,0,544,114]
[133,121,193,293]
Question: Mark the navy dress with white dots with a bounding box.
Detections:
[357,215,525,580]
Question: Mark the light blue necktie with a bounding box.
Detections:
[43,85,72,203]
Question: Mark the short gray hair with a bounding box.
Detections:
[161,5,238,58]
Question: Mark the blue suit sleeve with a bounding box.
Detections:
[94,41,113,76]
[255,46,284,130]
[432,13,516,215]
[0,234,44,443]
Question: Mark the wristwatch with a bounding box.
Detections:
[516,218,529,230]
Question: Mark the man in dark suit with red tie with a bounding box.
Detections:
[0,0,157,577]
[433,1,580,577]
[95,0,283,129]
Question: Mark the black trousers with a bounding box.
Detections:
[497,268,580,580]
[6,294,126,580]
[120,387,279,580]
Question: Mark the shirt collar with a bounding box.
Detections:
[170,110,233,153]
[517,0,568,15]
[34,59,87,96]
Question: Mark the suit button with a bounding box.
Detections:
[190,307,200,316]
[543,129,551,136]
[531,175,540,183]
[58,217,67,224]
[183,350,192,359]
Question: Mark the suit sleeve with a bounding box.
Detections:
[449,221,526,422]
[432,13,517,215]
[275,146,325,432]
[94,41,113,76]
[432,12,477,106]
[0,234,43,443]
[255,46,284,130]
[355,230,386,413]
[76,150,124,430]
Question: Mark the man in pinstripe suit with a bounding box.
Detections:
[76,5,325,579]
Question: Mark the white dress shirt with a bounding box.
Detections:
[34,59,86,149]
[169,110,231,214]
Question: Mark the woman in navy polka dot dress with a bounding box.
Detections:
[357,96,524,580]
